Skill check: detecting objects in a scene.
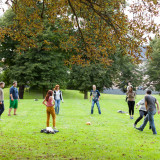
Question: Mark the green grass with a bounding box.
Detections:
[1,90,160,160]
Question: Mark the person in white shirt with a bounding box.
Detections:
[53,85,64,115]
[133,98,148,128]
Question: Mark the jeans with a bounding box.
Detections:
[139,110,157,134]
[135,110,148,125]
[0,102,4,117]
[91,100,101,114]
[128,101,135,115]
[55,99,61,115]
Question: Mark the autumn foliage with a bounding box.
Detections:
[0,0,160,65]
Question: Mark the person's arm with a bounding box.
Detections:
[156,100,160,114]
[61,91,64,103]
[42,99,47,106]
[145,96,148,110]
[10,88,14,101]
[0,89,2,104]
[90,91,92,102]
[98,91,100,101]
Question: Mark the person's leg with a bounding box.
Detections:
[13,99,18,115]
[50,107,56,128]
[131,101,135,118]
[8,99,14,116]
[96,101,101,114]
[134,110,144,125]
[148,111,157,134]
[91,100,95,114]
[0,104,4,116]
[57,100,61,115]
[138,114,149,131]
[46,108,50,127]
[55,100,58,114]
[0,103,4,119]
[128,101,132,118]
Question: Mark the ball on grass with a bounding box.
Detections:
[86,122,91,125]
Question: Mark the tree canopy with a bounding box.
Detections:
[0,0,160,65]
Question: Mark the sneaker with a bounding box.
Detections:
[136,127,143,131]
[133,124,136,128]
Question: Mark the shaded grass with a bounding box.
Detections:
[0,90,160,159]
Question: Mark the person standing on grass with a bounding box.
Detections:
[8,81,19,116]
[136,90,160,135]
[0,82,5,120]
[90,85,101,114]
[43,90,56,129]
[126,86,136,119]
[53,85,64,115]
[133,98,148,128]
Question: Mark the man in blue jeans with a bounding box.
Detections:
[136,90,160,135]
[90,85,101,114]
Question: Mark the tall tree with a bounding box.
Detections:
[68,64,113,99]
[0,0,159,66]
[146,38,160,91]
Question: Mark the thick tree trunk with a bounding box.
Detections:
[84,91,88,99]
[19,85,25,99]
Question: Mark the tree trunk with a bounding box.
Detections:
[84,91,88,99]
[43,86,46,99]
[19,85,25,99]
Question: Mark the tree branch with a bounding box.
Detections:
[68,0,88,52]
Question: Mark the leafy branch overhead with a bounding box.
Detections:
[1,0,160,65]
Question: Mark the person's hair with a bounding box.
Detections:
[93,85,96,87]
[146,90,152,95]
[45,90,53,101]
[54,84,60,91]
[13,81,17,84]
[0,82,5,85]
[129,86,133,92]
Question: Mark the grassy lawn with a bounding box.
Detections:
[1,89,160,159]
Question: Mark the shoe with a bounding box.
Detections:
[136,127,143,131]
[132,117,134,119]
[8,114,11,116]
[149,126,152,129]
[130,116,132,119]
[133,124,136,128]
[14,114,17,115]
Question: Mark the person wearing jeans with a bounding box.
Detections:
[53,85,64,115]
[126,86,136,119]
[136,90,160,135]
[90,85,101,114]
[134,99,148,128]
[0,82,5,120]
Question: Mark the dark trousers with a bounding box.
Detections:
[135,110,148,125]
[128,101,135,115]
[0,103,5,116]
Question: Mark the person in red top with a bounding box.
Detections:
[43,90,56,129]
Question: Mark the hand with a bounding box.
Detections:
[0,102,2,104]
[11,98,14,101]
[98,98,100,101]
[158,110,160,115]
[62,100,64,103]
